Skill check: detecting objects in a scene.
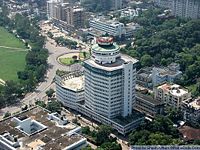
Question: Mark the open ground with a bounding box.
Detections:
[0,27,27,81]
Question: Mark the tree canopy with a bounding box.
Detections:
[122,8,200,95]
[129,116,182,145]
[0,7,48,107]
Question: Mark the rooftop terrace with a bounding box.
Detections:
[62,76,84,92]
[0,107,85,150]
[157,83,189,97]
[84,54,138,72]
[136,92,164,106]
[112,110,144,126]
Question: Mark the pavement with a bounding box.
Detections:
[0,22,89,118]
[0,22,130,149]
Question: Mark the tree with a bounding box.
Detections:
[3,81,23,105]
[47,31,53,38]
[95,125,113,145]
[46,100,61,113]
[98,142,122,150]
[3,111,11,119]
[82,126,91,135]
[72,118,81,126]
[81,146,93,150]
[140,54,153,67]
[147,133,181,145]
[35,100,46,108]
[83,51,87,59]
[129,130,150,145]
[165,107,183,123]
[45,88,55,99]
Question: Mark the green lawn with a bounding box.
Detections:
[0,27,27,81]
[0,27,26,48]
[59,57,76,65]
[59,52,90,65]
[0,48,27,81]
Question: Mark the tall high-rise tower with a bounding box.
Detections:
[83,37,138,119]
[154,0,200,19]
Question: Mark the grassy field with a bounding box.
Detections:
[58,52,90,65]
[0,27,26,48]
[59,57,74,65]
[0,27,27,81]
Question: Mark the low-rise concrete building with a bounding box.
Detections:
[182,97,200,124]
[56,71,84,110]
[136,63,182,89]
[0,107,87,150]
[89,17,126,38]
[154,83,191,109]
[135,93,165,118]
[152,63,182,87]
[136,67,153,89]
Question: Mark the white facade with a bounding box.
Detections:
[172,0,200,19]
[154,0,173,8]
[154,83,191,108]
[155,0,200,19]
[152,64,182,87]
[47,0,60,19]
[89,18,126,38]
[56,72,84,110]
[111,0,123,10]
[84,37,138,118]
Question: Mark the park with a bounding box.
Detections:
[0,27,27,81]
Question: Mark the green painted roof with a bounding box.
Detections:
[92,43,120,52]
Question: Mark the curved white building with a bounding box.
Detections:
[56,71,84,110]
[84,37,138,119]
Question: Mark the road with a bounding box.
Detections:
[1,27,88,117]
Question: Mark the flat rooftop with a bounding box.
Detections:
[90,18,123,26]
[153,67,181,76]
[183,98,200,110]
[84,54,138,72]
[61,76,84,92]
[157,83,189,97]
[112,110,144,126]
[0,107,84,150]
[136,92,164,106]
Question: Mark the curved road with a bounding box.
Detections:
[1,31,88,116]
[22,37,85,104]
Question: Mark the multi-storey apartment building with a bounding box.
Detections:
[47,0,60,19]
[111,0,123,10]
[154,83,191,109]
[66,7,85,28]
[182,97,200,123]
[136,63,182,89]
[154,0,173,8]
[84,37,138,118]
[55,37,144,135]
[47,0,85,28]
[135,93,165,118]
[152,63,182,87]
[154,0,200,19]
[89,18,126,38]
[173,0,200,19]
